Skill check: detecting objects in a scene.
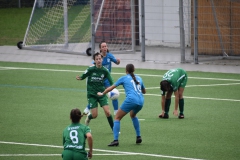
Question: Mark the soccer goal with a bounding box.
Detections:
[18,0,136,56]
[18,0,93,55]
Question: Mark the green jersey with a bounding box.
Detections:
[80,65,113,96]
[62,123,91,154]
[162,68,188,92]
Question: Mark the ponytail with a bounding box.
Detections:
[126,64,139,84]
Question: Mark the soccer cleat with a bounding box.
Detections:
[178,114,184,119]
[83,107,90,115]
[159,113,169,119]
[108,140,119,146]
[85,113,91,125]
[136,136,142,144]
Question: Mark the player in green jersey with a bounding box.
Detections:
[62,108,93,160]
[76,52,114,131]
[159,68,188,119]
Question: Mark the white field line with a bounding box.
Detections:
[119,82,240,102]
[0,154,60,156]
[142,93,240,102]
[0,141,205,160]
[1,66,239,102]
[145,83,240,90]
[0,66,240,82]
[0,154,152,156]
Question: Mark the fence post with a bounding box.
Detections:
[91,0,95,55]
[193,0,199,64]
[131,0,136,53]
[179,0,185,63]
[141,0,145,62]
[64,0,68,48]
[18,0,21,8]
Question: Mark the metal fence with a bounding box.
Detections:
[192,0,240,63]
[92,0,240,64]
[12,0,240,63]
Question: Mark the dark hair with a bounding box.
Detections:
[160,80,172,92]
[93,52,103,60]
[70,108,83,123]
[99,41,109,53]
[126,64,139,85]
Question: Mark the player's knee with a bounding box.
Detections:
[179,92,184,98]
[91,113,98,119]
[105,111,111,117]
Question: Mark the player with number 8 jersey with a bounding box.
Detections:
[62,108,93,160]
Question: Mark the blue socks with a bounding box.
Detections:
[113,117,141,141]
[132,117,141,137]
[113,120,120,140]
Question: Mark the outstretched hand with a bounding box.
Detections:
[76,75,81,80]
[116,58,120,65]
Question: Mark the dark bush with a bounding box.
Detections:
[0,0,35,8]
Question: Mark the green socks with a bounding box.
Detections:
[87,114,113,130]
[179,98,184,114]
[164,98,184,115]
[107,115,114,130]
[165,99,171,114]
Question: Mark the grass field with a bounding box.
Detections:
[0,61,240,160]
[0,8,31,46]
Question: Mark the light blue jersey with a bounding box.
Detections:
[114,74,145,113]
[112,72,145,141]
[102,52,118,73]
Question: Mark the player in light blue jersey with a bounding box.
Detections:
[83,41,120,115]
[98,64,146,146]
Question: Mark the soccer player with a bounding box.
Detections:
[83,41,120,115]
[76,52,114,131]
[159,68,188,119]
[62,108,93,160]
[97,64,146,146]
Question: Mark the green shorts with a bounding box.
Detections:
[62,149,88,160]
[87,94,109,109]
[179,72,188,88]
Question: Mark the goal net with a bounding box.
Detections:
[20,0,92,55]
[94,0,134,53]
[19,0,135,55]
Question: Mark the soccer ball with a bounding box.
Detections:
[107,88,120,100]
